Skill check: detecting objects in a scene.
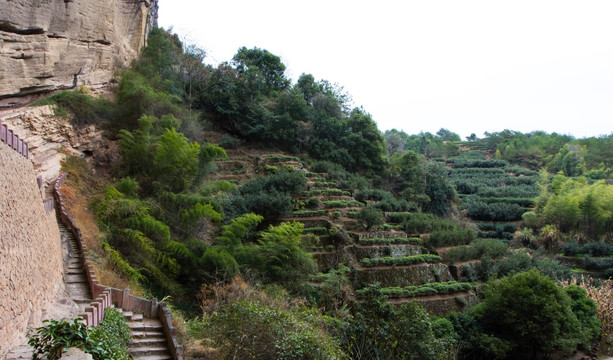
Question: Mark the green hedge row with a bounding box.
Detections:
[358,237,421,245]
[303,189,352,196]
[262,155,300,162]
[360,254,441,267]
[357,281,472,298]
[291,209,327,217]
[312,181,338,188]
[324,200,364,208]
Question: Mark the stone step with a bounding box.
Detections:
[66,268,85,275]
[65,274,88,283]
[129,321,164,332]
[121,311,144,321]
[128,346,170,358]
[131,330,166,339]
[129,354,172,360]
[130,337,168,347]
[3,345,33,360]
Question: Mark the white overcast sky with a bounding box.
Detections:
[158,0,613,139]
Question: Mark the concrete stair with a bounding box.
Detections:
[57,217,93,315]
[127,316,172,360]
[3,344,33,360]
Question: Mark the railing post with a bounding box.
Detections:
[122,288,130,309]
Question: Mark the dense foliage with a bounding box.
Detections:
[29,309,131,360]
[46,26,613,360]
[449,270,599,360]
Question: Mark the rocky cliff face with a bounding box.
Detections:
[0,0,158,107]
[1,105,117,191]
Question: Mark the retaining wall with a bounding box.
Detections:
[0,129,62,356]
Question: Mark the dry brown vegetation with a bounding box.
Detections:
[59,155,145,296]
[561,275,613,339]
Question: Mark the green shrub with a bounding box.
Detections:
[28,309,131,360]
[358,237,421,245]
[451,270,599,359]
[387,212,412,224]
[205,299,345,359]
[323,200,364,208]
[562,240,613,257]
[303,227,329,235]
[312,181,338,188]
[357,281,472,298]
[291,209,327,217]
[401,213,460,234]
[219,135,240,149]
[584,257,613,271]
[355,206,385,230]
[302,189,351,196]
[462,197,528,221]
[344,285,457,359]
[304,197,321,209]
[375,224,403,230]
[360,254,441,267]
[443,239,509,263]
[33,90,114,126]
[226,171,306,221]
[263,155,301,162]
[427,228,476,248]
[448,159,508,168]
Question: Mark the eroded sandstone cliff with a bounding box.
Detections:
[0,0,158,107]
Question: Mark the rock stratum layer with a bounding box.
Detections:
[0,0,158,107]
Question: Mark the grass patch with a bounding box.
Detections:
[33,90,114,126]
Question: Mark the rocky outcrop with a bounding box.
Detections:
[0,105,118,190]
[0,0,158,107]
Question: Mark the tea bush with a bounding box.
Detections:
[360,254,441,267]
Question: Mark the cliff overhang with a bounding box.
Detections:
[0,0,158,108]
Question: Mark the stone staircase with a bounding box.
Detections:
[58,215,94,315]
[59,214,175,359]
[3,344,33,360]
[5,212,176,359]
[118,309,172,360]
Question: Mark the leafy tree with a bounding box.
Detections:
[453,270,598,359]
[436,128,461,142]
[226,171,306,222]
[114,70,181,131]
[153,128,200,192]
[356,206,385,230]
[548,144,587,177]
[383,129,407,156]
[424,161,456,216]
[251,222,317,292]
[342,285,457,359]
[232,46,290,98]
[341,109,387,175]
